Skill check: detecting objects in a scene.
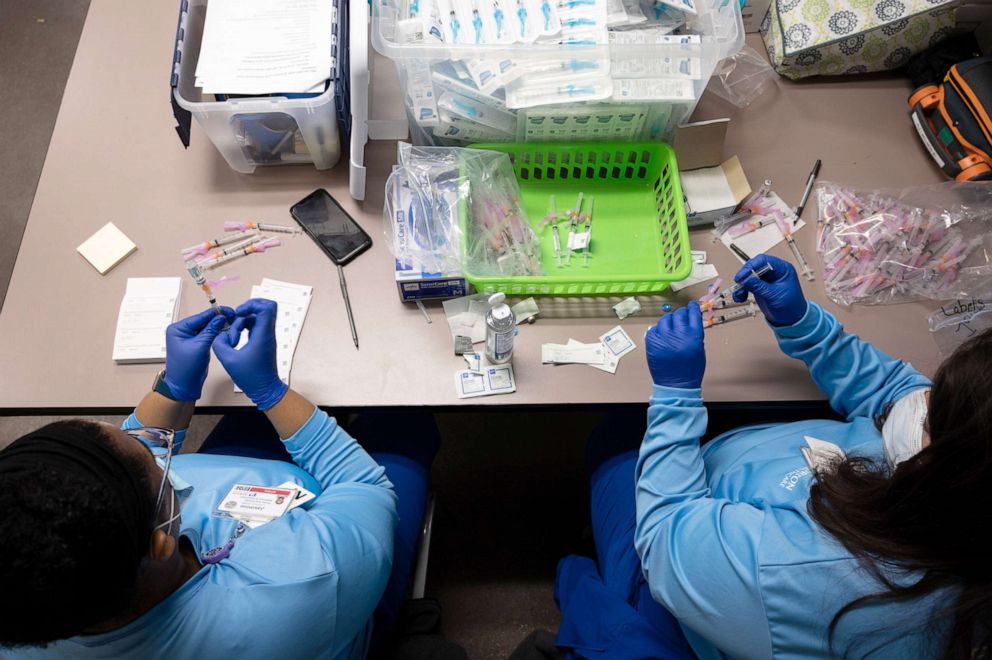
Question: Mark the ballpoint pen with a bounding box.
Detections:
[337,264,359,349]
[794,159,821,226]
[729,243,751,262]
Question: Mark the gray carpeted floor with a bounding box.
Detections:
[0,2,575,657]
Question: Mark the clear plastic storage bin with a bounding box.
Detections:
[371,0,742,146]
[170,0,345,173]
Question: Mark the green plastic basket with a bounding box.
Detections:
[464,142,691,296]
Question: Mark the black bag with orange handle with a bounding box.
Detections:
[909,55,992,182]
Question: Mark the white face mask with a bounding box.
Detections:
[881,389,930,468]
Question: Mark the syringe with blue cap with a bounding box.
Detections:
[493,0,506,38]
[471,1,483,42]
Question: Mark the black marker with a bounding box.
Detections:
[729,243,751,262]
[794,159,821,227]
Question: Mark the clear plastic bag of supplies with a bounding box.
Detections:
[928,293,992,357]
[384,144,543,277]
[815,181,992,306]
[706,46,778,108]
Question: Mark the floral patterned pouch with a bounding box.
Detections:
[760,0,960,79]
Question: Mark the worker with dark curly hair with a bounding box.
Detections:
[0,298,438,659]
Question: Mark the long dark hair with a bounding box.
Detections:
[808,328,992,659]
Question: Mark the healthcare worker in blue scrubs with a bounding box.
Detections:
[555,254,992,659]
[0,298,437,659]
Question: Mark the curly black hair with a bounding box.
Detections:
[0,420,156,648]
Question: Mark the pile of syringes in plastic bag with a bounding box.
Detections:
[814,181,992,306]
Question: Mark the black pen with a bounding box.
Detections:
[729,243,751,262]
[794,159,821,226]
[337,264,359,349]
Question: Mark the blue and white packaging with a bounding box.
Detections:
[387,167,468,301]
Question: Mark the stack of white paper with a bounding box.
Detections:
[240,278,313,387]
[112,278,182,363]
[542,343,606,365]
[195,0,334,95]
[542,326,637,375]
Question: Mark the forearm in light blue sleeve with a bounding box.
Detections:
[634,386,772,657]
[122,412,187,454]
[282,408,393,493]
[773,302,932,421]
[280,408,398,638]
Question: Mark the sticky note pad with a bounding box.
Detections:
[77,222,137,274]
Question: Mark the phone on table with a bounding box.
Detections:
[290,189,372,265]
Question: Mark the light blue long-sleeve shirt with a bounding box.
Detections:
[17,408,397,660]
[634,302,942,659]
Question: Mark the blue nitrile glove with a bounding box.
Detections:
[212,298,288,411]
[731,254,808,327]
[163,307,235,401]
[645,300,706,389]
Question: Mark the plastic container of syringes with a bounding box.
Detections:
[370,0,743,146]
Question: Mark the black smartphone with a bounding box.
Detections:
[290,189,372,266]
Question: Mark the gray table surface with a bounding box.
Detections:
[0,1,946,410]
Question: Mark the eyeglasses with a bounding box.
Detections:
[124,427,176,521]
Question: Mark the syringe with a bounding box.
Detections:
[566,192,583,267]
[181,229,259,257]
[735,179,772,213]
[199,237,281,270]
[545,196,564,267]
[773,215,816,281]
[224,221,301,235]
[184,260,222,315]
[724,216,778,239]
[703,301,761,329]
[582,196,594,267]
[699,262,774,312]
[713,211,753,236]
[197,235,262,262]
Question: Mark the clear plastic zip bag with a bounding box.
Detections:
[815,181,992,306]
[383,144,543,278]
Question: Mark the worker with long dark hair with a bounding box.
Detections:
[555,254,988,658]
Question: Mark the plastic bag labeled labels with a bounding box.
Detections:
[814,181,992,306]
[928,295,992,357]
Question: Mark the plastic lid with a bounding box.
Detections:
[489,292,513,321]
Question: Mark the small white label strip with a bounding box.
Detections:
[568,338,619,374]
[541,343,606,365]
[567,232,590,250]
